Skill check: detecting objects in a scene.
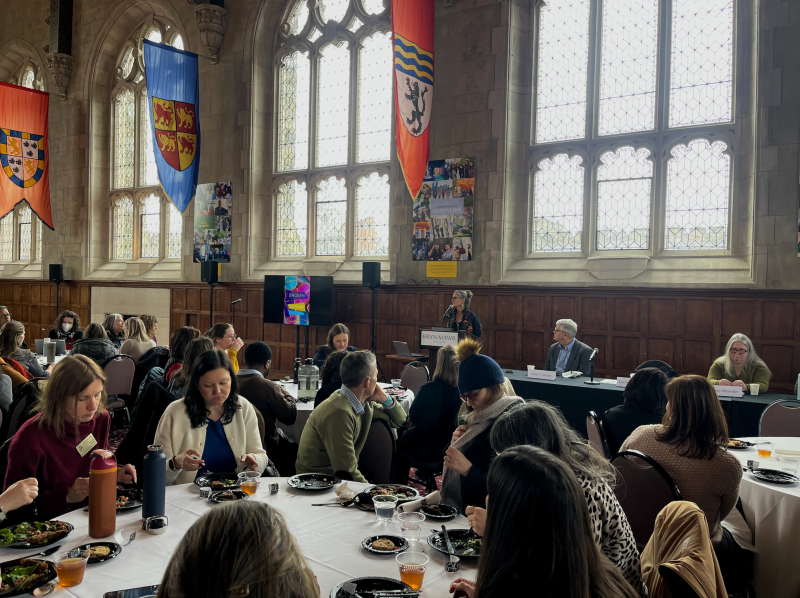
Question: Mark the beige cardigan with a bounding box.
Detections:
[154,394,268,485]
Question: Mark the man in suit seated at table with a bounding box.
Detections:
[544,319,593,376]
[295,350,407,483]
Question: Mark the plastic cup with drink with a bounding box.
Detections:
[238,470,260,495]
[396,552,429,590]
[398,511,426,543]
[757,442,774,459]
[373,495,398,523]
[54,549,90,587]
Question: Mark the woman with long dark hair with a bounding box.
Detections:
[48,310,83,350]
[168,337,215,399]
[314,350,348,407]
[164,326,200,383]
[601,367,668,455]
[312,323,357,368]
[0,321,48,378]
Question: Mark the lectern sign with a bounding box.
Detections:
[420,330,458,347]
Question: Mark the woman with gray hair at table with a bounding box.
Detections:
[707,333,771,394]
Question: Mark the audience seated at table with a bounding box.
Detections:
[394,344,461,483]
[237,342,298,476]
[449,446,638,598]
[69,323,118,367]
[295,351,406,483]
[4,355,137,518]
[205,323,243,373]
[543,318,593,376]
[48,310,83,351]
[103,313,126,350]
[119,317,157,363]
[168,337,215,398]
[440,338,523,513]
[157,501,319,598]
[139,314,159,344]
[0,357,29,389]
[312,323,357,368]
[0,321,49,378]
[164,326,200,384]
[314,350,348,407]
[154,350,267,485]
[707,333,771,394]
[483,401,643,593]
[602,367,668,456]
[0,478,38,523]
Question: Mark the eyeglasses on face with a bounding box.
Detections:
[223,334,238,340]
[729,348,748,355]
[460,390,479,401]
[0,313,11,320]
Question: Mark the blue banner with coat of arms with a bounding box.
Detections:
[143,39,200,214]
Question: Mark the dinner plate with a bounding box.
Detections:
[116,487,144,512]
[364,484,420,503]
[4,522,74,549]
[287,473,342,492]
[726,439,755,450]
[427,528,482,559]
[750,468,800,485]
[208,490,250,504]
[193,472,241,491]
[386,387,407,396]
[361,534,409,555]
[329,576,411,598]
[77,541,122,564]
[419,504,458,520]
[0,556,57,597]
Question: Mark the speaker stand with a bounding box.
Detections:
[208,282,216,325]
[584,360,600,385]
[55,281,61,317]
[370,286,387,383]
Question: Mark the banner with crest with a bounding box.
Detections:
[143,39,200,214]
[0,82,52,229]
[392,0,434,200]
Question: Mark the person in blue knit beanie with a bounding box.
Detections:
[440,338,523,513]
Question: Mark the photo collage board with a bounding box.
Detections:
[193,182,232,263]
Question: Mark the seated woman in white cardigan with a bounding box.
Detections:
[154,350,267,484]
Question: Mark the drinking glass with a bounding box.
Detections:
[54,549,90,587]
[778,456,800,475]
[373,495,398,523]
[391,379,402,388]
[758,442,774,459]
[398,512,426,543]
[238,470,260,495]
[396,552,429,590]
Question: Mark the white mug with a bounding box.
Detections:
[749,383,759,396]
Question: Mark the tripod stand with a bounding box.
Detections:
[370,286,387,383]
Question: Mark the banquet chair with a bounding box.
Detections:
[102,355,136,429]
[400,361,429,397]
[635,360,678,379]
[586,411,611,459]
[0,379,44,443]
[358,419,395,484]
[759,399,800,437]
[612,450,682,551]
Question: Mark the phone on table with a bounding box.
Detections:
[103,586,159,598]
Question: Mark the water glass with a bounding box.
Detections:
[778,456,800,475]
[391,379,402,388]
[398,511,426,543]
[54,549,90,587]
[396,552,428,590]
[758,442,774,459]
[373,495,398,523]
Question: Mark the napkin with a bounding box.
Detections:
[334,482,358,500]
[774,448,800,456]
[399,490,441,513]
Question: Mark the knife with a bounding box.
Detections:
[26,544,61,557]
[441,525,455,561]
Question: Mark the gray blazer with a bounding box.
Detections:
[543,339,593,376]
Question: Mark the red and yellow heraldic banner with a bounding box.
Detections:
[392,0,434,200]
[0,82,52,229]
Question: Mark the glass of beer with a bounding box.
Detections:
[396,552,428,590]
[757,442,774,459]
[238,471,260,495]
[54,549,90,587]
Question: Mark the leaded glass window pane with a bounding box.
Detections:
[167,202,182,258]
[315,176,347,255]
[120,48,135,78]
[319,0,348,23]
[316,42,350,167]
[146,28,162,43]
[665,139,729,249]
[18,206,31,261]
[535,0,590,143]
[348,17,363,32]
[277,51,311,172]
[669,0,734,127]
[362,0,385,14]
[355,173,389,256]
[288,0,310,35]
[308,28,322,43]
[21,67,35,89]
[115,90,136,188]
[36,219,42,261]
[114,197,134,260]
[357,32,392,163]
[277,181,308,257]
[0,214,12,261]
[141,194,161,258]
[172,34,184,50]
[140,90,159,187]
[598,0,658,136]
[597,147,652,250]
[532,153,584,251]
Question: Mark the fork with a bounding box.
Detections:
[121,530,136,545]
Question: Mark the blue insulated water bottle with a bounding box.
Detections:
[143,444,166,519]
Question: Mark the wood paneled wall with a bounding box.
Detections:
[4,280,800,392]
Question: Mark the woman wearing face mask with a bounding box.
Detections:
[312,323,357,368]
[48,310,83,351]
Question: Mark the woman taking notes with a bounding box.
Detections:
[312,323,357,368]
[445,290,482,338]
[707,333,771,393]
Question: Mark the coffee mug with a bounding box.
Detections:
[749,383,759,396]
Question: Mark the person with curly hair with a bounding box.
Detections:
[48,310,83,351]
[139,314,159,344]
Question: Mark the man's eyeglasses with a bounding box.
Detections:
[0,313,11,320]
[729,348,748,355]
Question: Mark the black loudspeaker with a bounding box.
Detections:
[49,264,64,283]
[362,262,381,288]
[201,261,218,284]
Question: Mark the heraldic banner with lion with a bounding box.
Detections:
[143,39,201,214]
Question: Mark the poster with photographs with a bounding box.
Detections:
[194,182,232,263]
[412,157,474,261]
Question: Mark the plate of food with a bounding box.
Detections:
[116,485,144,512]
[77,542,122,564]
[364,484,420,503]
[427,528,482,558]
[0,521,73,549]
[361,534,409,555]
[727,439,755,450]
[208,490,249,503]
[750,468,800,485]
[194,472,241,491]
[420,503,458,520]
[0,557,56,597]
[287,473,342,492]
[329,576,411,598]
[386,387,407,396]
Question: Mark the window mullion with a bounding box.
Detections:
[309,46,319,256]
[656,0,671,134]
[586,0,601,141]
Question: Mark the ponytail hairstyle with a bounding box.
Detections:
[453,289,473,313]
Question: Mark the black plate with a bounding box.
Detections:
[208,490,250,503]
[386,387,407,396]
[365,484,420,503]
[750,468,800,485]
[287,473,342,492]
[117,487,143,512]
[420,504,458,520]
[78,541,122,564]
[4,521,74,549]
[427,528,482,558]
[194,472,241,491]
[727,439,755,450]
[330,576,411,598]
[361,534,409,555]
[0,557,57,597]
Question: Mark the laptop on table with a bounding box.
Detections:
[392,341,424,358]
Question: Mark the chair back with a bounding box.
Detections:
[759,399,800,437]
[400,361,429,397]
[612,450,682,551]
[635,360,678,378]
[586,411,611,459]
[357,419,395,484]
[102,354,136,396]
[0,379,44,443]
[138,346,170,371]
[115,381,176,471]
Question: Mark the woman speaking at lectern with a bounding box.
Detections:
[444,290,482,339]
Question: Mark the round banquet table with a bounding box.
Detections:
[4,479,469,598]
[729,437,800,598]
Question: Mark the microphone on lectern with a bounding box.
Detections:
[443,305,454,320]
[589,347,599,362]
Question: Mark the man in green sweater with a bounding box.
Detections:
[296,350,407,483]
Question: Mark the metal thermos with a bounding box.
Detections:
[89,450,117,538]
[143,445,166,519]
[43,339,56,364]
[293,357,302,384]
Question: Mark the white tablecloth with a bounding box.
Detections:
[1,480,473,598]
[729,437,800,598]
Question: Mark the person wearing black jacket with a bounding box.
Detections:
[314,350,348,408]
[48,310,83,351]
[69,324,118,367]
[312,323,357,368]
[601,367,668,455]
[445,290,482,338]
[103,313,126,350]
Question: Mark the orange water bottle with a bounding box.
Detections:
[89,450,117,538]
